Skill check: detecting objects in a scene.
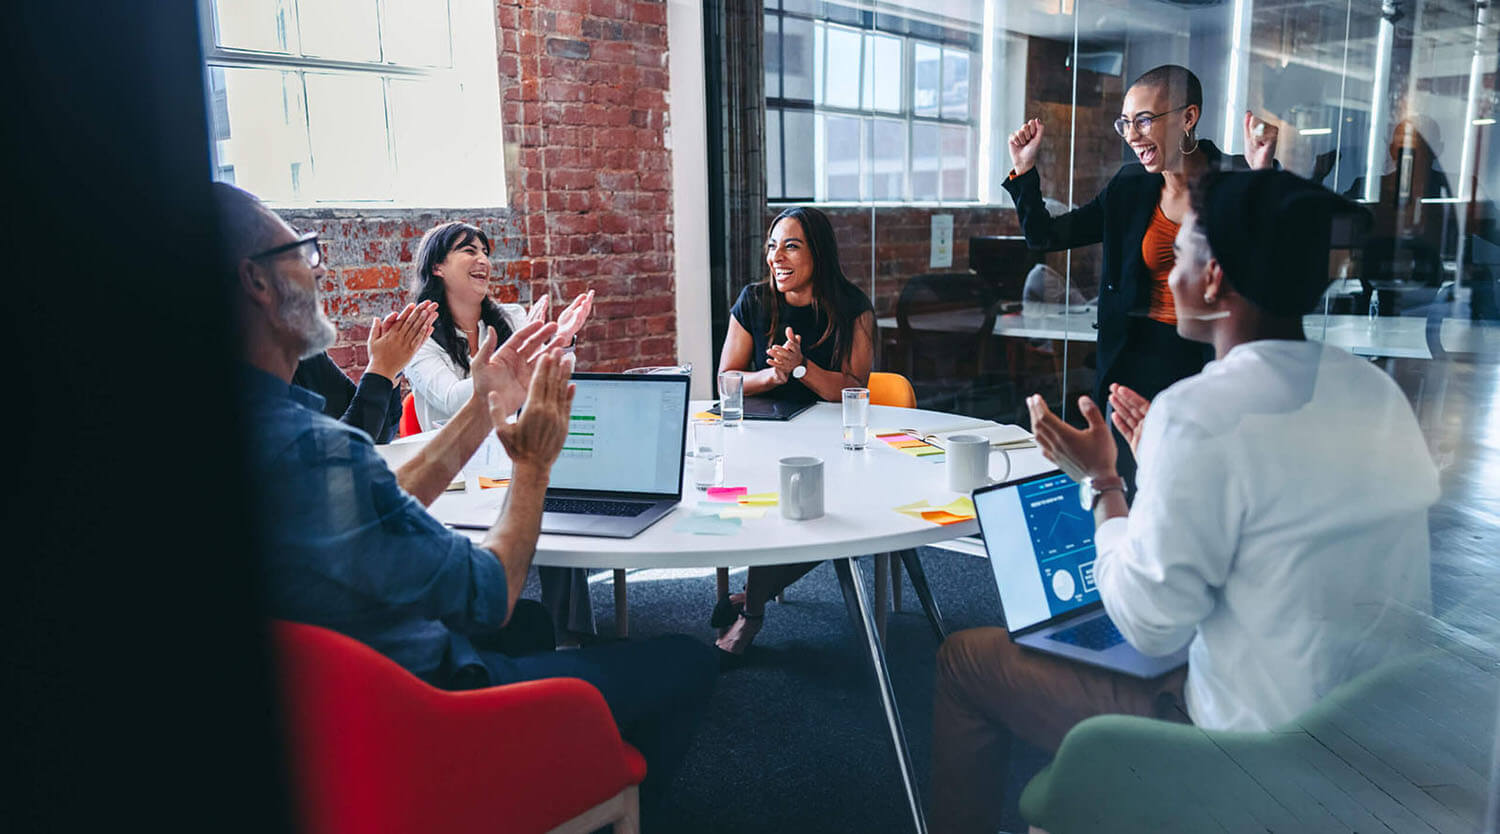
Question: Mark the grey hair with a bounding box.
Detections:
[210,182,286,267]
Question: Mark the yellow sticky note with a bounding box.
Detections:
[934,496,976,517]
[737,492,779,506]
[893,500,933,515]
[692,411,721,421]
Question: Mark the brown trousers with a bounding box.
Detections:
[930,627,1189,834]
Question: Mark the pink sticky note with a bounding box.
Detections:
[706,486,748,502]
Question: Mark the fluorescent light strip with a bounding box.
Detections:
[1475,118,1497,126]
[1301,127,1333,135]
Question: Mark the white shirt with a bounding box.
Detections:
[403,304,527,431]
[1095,340,1438,732]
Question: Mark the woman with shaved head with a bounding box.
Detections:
[1002,64,1278,488]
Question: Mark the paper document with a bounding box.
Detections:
[909,421,1034,450]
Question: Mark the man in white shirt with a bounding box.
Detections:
[931,170,1439,834]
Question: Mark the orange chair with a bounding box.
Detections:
[272,620,646,834]
[868,371,917,409]
[398,392,421,437]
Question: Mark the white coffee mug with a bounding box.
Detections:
[946,434,1010,493]
[779,456,825,521]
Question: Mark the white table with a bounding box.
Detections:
[880,302,1500,361]
[386,402,1051,834]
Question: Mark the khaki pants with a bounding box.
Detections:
[930,627,1189,834]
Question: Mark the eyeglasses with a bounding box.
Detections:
[249,232,322,269]
[1113,105,1190,138]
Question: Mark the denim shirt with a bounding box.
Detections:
[241,365,508,687]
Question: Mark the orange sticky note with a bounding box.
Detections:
[889,439,929,449]
[478,477,510,489]
[920,510,970,525]
[692,411,720,421]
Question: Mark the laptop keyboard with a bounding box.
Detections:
[544,497,652,518]
[1047,617,1125,651]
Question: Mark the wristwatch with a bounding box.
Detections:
[1080,475,1126,511]
[791,362,807,380]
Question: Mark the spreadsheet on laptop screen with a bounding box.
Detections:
[975,472,1101,631]
[546,378,686,495]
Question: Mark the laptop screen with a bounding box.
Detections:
[547,374,688,496]
[973,471,1101,632]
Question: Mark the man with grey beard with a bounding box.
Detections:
[213,183,715,819]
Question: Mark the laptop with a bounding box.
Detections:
[708,394,813,421]
[536,372,690,538]
[973,470,1188,678]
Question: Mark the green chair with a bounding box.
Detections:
[1019,650,1497,833]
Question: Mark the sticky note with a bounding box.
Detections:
[920,510,970,525]
[893,500,932,515]
[934,496,976,517]
[706,486,748,501]
[889,439,929,449]
[714,504,769,520]
[737,492,779,506]
[674,513,744,535]
[692,411,721,421]
[478,477,510,489]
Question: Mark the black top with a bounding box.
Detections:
[730,281,873,403]
[291,353,402,443]
[1002,140,1250,402]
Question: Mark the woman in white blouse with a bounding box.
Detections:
[405,221,595,640]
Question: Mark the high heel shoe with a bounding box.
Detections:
[714,610,765,656]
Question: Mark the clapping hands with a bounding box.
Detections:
[525,289,595,348]
[469,319,560,420]
[366,301,438,380]
[1026,394,1118,484]
[493,349,576,471]
[765,327,804,384]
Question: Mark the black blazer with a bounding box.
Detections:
[1002,140,1248,401]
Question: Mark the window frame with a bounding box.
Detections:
[764,2,979,205]
[198,0,503,208]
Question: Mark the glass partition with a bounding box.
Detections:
[760,0,1498,828]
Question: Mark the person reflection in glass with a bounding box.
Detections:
[713,206,875,657]
[1002,64,1278,490]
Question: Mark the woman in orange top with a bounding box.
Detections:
[1003,64,1278,486]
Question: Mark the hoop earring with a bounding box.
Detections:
[1181,130,1200,155]
[1203,292,1216,305]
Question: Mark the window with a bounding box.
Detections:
[200,0,506,207]
[764,0,978,203]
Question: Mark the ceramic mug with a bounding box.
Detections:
[779,456,825,520]
[946,434,1010,493]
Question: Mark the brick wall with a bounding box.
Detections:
[282,0,676,380]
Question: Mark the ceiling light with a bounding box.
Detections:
[1301,127,1333,135]
[1474,118,1497,126]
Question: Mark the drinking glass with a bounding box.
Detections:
[842,387,870,450]
[690,419,725,488]
[718,370,744,426]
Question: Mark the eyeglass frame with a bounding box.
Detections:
[1113,104,1192,139]
[248,232,322,269]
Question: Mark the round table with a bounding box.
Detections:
[405,401,1050,834]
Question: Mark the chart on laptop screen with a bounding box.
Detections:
[1017,474,1099,616]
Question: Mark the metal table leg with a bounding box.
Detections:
[898,549,949,641]
[834,558,928,834]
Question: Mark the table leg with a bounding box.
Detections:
[834,558,928,834]
[898,550,948,641]
[874,554,890,642]
[715,567,729,599]
[892,556,903,612]
[613,569,628,638]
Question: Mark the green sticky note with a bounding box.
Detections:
[673,513,744,535]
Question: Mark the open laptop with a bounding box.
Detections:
[708,394,813,421]
[973,470,1188,678]
[536,372,689,538]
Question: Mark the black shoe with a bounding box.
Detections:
[709,594,742,629]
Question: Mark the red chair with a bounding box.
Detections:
[272,620,646,834]
[398,392,421,438]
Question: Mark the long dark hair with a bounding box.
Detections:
[411,221,514,374]
[762,206,866,371]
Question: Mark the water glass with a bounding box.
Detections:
[842,387,870,450]
[718,370,744,427]
[690,419,725,488]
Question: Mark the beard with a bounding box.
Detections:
[273,272,337,359]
